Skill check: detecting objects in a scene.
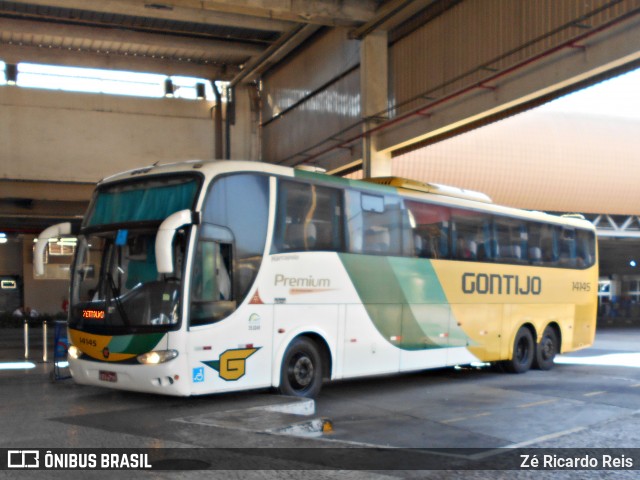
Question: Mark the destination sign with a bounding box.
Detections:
[82,309,105,320]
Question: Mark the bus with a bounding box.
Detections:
[35,160,598,397]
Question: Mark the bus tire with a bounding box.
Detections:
[502,327,534,374]
[533,325,558,371]
[278,337,323,398]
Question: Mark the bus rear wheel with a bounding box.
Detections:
[502,327,534,373]
[534,325,558,370]
[278,337,323,398]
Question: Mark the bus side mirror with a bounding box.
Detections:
[156,209,198,274]
[34,222,72,276]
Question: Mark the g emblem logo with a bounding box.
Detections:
[202,348,259,381]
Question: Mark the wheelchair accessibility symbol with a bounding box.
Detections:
[192,367,205,383]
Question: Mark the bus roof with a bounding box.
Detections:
[97,160,594,231]
[363,177,493,203]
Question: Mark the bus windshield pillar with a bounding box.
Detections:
[156,209,196,274]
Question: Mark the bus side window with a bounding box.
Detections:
[451,209,491,261]
[546,226,561,266]
[527,222,543,265]
[494,217,527,263]
[404,200,451,259]
[345,190,363,253]
[576,229,595,268]
[346,191,404,256]
[529,223,560,267]
[273,180,343,254]
[559,227,577,267]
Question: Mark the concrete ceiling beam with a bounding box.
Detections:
[0,17,265,60]
[172,0,378,26]
[0,42,236,79]
[5,0,293,32]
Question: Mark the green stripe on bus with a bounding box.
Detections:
[293,169,395,194]
[338,254,472,350]
[108,333,165,354]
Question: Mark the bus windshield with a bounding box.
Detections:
[70,228,187,333]
[69,174,200,333]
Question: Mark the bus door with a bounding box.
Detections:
[188,224,273,393]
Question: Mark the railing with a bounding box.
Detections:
[23,319,49,362]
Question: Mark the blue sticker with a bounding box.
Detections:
[192,367,205,383]
[115,229,128,246]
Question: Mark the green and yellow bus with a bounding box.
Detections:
[36,160,598,397]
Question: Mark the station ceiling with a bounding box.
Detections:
[0,0,443,233]
[0,0,431,82]
[1,1,639,240]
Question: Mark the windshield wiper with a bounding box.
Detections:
[107,272,130,326]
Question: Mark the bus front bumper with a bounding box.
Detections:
[68,357,191,396]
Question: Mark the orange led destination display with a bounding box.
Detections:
[82,309,105,320]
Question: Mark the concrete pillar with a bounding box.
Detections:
[228,84,262,161]
[610,274,622,303]
[360,30,391,179]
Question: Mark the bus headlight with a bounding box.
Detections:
[137,350,178,365]
[68,345,81,360]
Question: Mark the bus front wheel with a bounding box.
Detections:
[278,337,323,398]
[502,327,534,374]
[533,326,558,370]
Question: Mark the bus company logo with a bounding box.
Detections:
[8,450,39,468]
[202,347,260,381]
[274,274,331,289]
[462,273,542,296]
[274,274,336,295]
[102,347,110,359]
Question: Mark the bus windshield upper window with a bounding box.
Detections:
[85,176,199,227]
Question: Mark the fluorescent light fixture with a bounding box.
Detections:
[0,362,36,370]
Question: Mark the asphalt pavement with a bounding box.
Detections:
[0,324,638,479]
